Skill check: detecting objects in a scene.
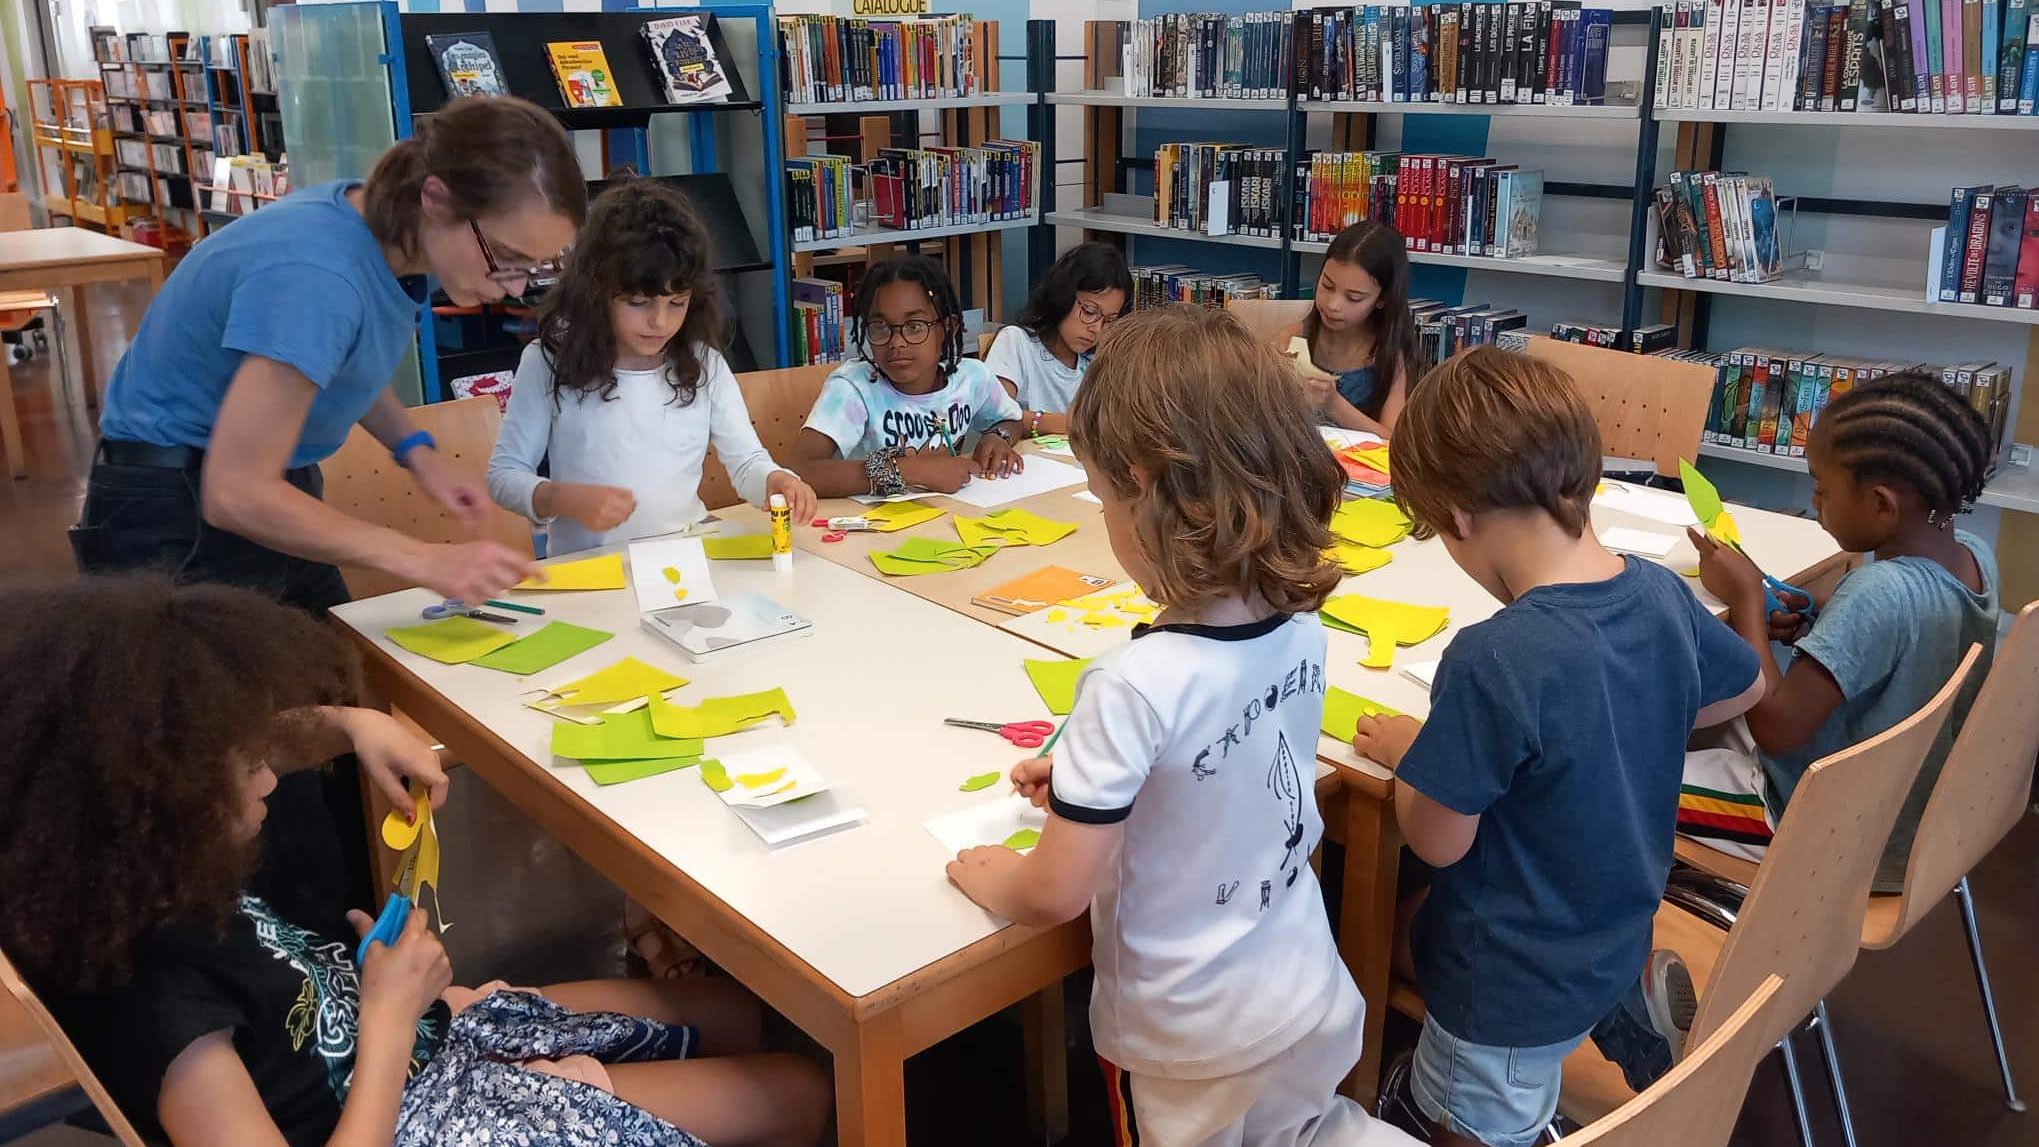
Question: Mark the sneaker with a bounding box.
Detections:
[1374,1049,1433,1142]
[1588,949,1698,1092]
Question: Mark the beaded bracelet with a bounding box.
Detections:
[865,445,907,497]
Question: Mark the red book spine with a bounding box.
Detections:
[2015,194,2039,310]
[1960,190,1992,303]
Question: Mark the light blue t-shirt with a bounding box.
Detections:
[1761,529,1998,890]
[99,181,427,469]
[803,357,1021,458]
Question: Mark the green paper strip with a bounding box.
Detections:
[960,771,1002,792]
[550,708,704,761]
[584,756,703,786]
[1320,686,1403,743]
[1001,828,1041,851]
[471,621,615,675]
[700,759,733,792]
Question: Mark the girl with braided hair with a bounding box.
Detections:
[1678,370,1999,889]
[488,177,816,554]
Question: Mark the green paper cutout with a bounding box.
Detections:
[704,534,776,560]
[954,509,1078,548]
[1320,687,1403,743]
[1023,658,1091,715]
[1680,459,1723,528]
[1001,828,1041,851]
[387,616,519,664]
[584,756,704,786]
[960,771,1002,792]
[550,709,704,761]
[870,537,1004,577]
[1321,595,1450,668]
[647,687,796,740]
[701,760,734,792]
[471,621,615,675]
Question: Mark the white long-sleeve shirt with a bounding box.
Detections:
[487,340,789,555]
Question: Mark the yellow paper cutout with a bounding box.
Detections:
[1047,609,1068,623]
[551,657,687,707]
[1320,687,1403,742]
[701,760,734,792]
[736,767,787,789]
[647,687,797,740]
[1343,444,1392,475]
[1001,828,1041,851]
[663,566,682,583]
[960,771,1002,792]
[954,509,1078,548]
[380,786,429,851]
[1327,542,1393,576]
[865,500,945,532]
[1329,499,1413,549]
[1023,658,1091,715]
[1321,595,1450,669]
[516,552,626,591]
[387,616,518,664]
[703,534,776,561]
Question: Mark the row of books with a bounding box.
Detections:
[790,277,848,367]
[206,155,288,216]
[1548,320,1682,352]
[1654,0,2039,113]
[866,141,1040,233]
[1939,185,2039,307]
[1652,170,1787,283]
[1292,151,1547,260]
[1703,349,2013,459]
[1152,144,1287,236]
[1113,13,1297,100]
[786,155,852,243]
[1129,265,1279,310]
[1410,298,1532,368]
[778,14,983,105]
[423,20,732,110]
[1299,3,1614,105]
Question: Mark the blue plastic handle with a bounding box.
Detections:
[355,892,411,967]
[1762,575,1817,623]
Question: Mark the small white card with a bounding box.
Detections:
[925,794,1046,856]
[1402,660,1440,690]
[849,491,929,506]
[627,537,719,613]
[1600,525,1681,558]
[731,790,866,847]
[1594,481,1700,528]
[947,456,1088,509]
[712,746,827,809]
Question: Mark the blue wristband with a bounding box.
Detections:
[392,430,436,467]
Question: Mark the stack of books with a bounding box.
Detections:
[1153,144,1287,236]
[1651,170,1786,282]
[790,278,847,367]
[1130,265,1279,310]
[1294,152,1547,261]
[778,14,983,104]
[863,140,1039,232]
[786,155,852,244]
[1297,3,1616,104]
[1549,320,1682,352]
[1654,0,2039,114]
[1412,299,1529,367]
[1113,12,1297,99]
[1703,348,2014,458]
[1938,184,2039,308]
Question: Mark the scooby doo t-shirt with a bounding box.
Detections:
[803,358,1020,458]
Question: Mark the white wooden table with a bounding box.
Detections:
[0,228,164,421]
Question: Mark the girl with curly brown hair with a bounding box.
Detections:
[0,577,828,1147]
[486,177,816,555]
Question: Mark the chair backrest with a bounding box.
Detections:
[697,363,832,511]
[1569,975,1787,1147]
[1883,602,2039,939]
[1225,298,1314,346]
[0,947,147,1147]
[1692,644,1983,1048]
[321,395,536,599]
[1521,336,1715,478]
[0,193,31,233]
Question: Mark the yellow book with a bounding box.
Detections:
[547,40,622,108]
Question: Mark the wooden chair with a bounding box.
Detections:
[697,364,831,512]
[320,395,536,600]
[0,946,147,1146]
[1521,336,1715,480]
[1558,645,1983,1144]
[0,195,62,481]
[1223,298,1313,347]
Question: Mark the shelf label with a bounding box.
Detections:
[852,0,930,13]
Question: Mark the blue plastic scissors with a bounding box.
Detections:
[356,844,417,966]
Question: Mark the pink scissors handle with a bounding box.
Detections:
[1000,721,1055,748]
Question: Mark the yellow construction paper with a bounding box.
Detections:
[960,771,1002,792]
[703,534,776,560]
[700,760,734,792]
[1001,828,1041,851]
[1344,444,1392,475]
[516,552,627,591]
[550,708,704,761]
[1023,658,1091,715]
[865,501,945,532]
[551,657,687,707]
[1321,595,1450,669]
[1328,542,1393,576]
[381,786,429,851]
[1047,609,1068,623]
[387,616,518,664]
[647,688,796,739]
[1320,687,1404,742]
[1329,500,1413,548]
[870,538,1002,577]
[736,766,787,789]
[954,509,1078,548]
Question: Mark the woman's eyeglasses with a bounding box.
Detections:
[470,220,565,285]
[864,319,937,347]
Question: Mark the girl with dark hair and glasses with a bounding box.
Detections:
[791,255,1025,497]
[984,241,1130,439]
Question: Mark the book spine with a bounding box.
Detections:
[1702,172,1732,278]
[1925,0,1947,109]
[1760,0,1792,105]
[1942,187,1975,300]
[1823,4,1850,104]
[1959,188,1992,301]
[2002,0,2029,108]
[2025,12,2039,111]
[2016,192,2039,307]
[1983,0,2001,105]
[1701,0,1727,102]
[1962,0,1982,110]
[1981,186,2026,303]
[1740,356,1767,447]
[1909,0,1933,108]
[1839,0,1869,107]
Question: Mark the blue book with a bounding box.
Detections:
[2003,0,2030,108]
[1580,9,1612,102]
[1984,0,2001,107]
[1942,186,1982,299]
[1390,5,1410,102]
[2023,9,2039,110]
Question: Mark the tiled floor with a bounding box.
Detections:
[4,284,2034,1147]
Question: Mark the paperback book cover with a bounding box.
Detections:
[642,16,733,105]
[1959,187,1993,302]
[425,32,509,98]
[1980,186,2027,306]
[2016,193,2039,309]
[547,41,623,108]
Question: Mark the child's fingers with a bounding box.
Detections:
[347,909,375,939]
[1685,526,1713,553]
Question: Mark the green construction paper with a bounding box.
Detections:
[960,771,1002,792]
[550,709,704,761]
[700,759,734,792]
[870,537,1003,577]
[954,509,1078,548]
[387,616,520,664]
[1001,829,1041,851]
[584,756,704,786]
[1679,459,1723,528]
[1319,612,1363,636]
[1023,658,1091,715]
[647,687,797,739]
[1321,595,1450,669]
[471,621,615,675]
[1320,687,1403,743]
[1329,499,1413,548]
[704,534,777,560]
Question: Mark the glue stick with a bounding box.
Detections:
[812,515,872,531]
[769,493,793,572]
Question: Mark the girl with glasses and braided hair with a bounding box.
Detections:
[792,256,1025,497]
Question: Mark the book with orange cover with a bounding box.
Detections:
[971,566,1117,616]
[546,41,622,108]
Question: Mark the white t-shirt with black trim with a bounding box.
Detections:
[1050,612,1349,1080]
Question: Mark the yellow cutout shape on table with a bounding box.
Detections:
[865,500,945,532]
[1320,594,1450,669]
[550,657,687,707]
[516,552,626,591]
[1343,443,1392,475]
[703,534,776,561]
[1320,687,1404,742]
[700,760,734,793]
[648,687,796,740]
[386,616,519,665]
[1329,499,1413,549]
[1053,586,1159,629]
[736,766,787,789]
[954,509,1078,549]
[1327,541,1393,576]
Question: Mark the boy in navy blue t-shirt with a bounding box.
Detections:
[1352,348,1764,1147]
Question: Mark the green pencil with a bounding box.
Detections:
[483,599,545,616]
[935,414,958,457]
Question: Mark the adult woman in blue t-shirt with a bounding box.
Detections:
[73,96,585,613]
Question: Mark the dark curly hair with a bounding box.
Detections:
[0,577,357,991]
[852,255,964,383]
[1013,242,1132,344]
[537,176,723,408]
[1817,369,1992,518]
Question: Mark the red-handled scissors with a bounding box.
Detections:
[944,718,1055,749]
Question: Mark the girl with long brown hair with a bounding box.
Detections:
[1287,220,1422,436]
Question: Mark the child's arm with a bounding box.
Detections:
[1354,715,1481,867]
[1376,364,1410,434]
[486,350,636,533]
[1320,390,1390,437]
[947,812,1121,926]
[1690,530,1845,755]
[998,378,1070,438]
[699,354,816,520]
[969,368,1026,477]
[280,707,449,813]
[789,429,975,496]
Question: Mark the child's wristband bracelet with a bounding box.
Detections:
[866,445,907,496]
[1027,410,1044,437]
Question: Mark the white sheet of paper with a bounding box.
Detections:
[1594,481,1700,528]
[1072,490,1101,505]
[714,746,828,809]
[925,795,1046,856]
[1321,428,1387,451]
[1402,660,1440,690]
[1599,525,1681,558]
[730,790,867,847]
[946,456,1088,509]
[849,491,929,506]
[627,537,719,613]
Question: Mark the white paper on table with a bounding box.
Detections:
[730,791,867,847]
[627,537,719,613]
[714,746,827,809]
[1401,660,1440,690]
[849,490,930,506]
[1072,490,1101,505]
[946,456,1088,509]
[1321,427,1387,451]
[1033,437,1077,459]
[925,794,1046,855]
[1599,525,1681,558]
[1594,481,1699,528]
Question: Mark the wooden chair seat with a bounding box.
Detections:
[0,990,72,1119]
[1858,894,1907,950]
[1673,836,1760,888]
[0,948,146,1146]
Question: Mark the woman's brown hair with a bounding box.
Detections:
[537,176,723,406]
[0,577,357,991]
[1302,221,1421,419]
[1390,346,1602,540]
[364,95,585,259]
[1070,305,1344,615]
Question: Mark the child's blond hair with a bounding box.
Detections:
[1069,305,1343,615]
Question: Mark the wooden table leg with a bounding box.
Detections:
[1339,781,1403,1106]
[66,287,97,409]
[833,1014,908,1147]
[1023,981,1071,1143]
[0,338,23,480]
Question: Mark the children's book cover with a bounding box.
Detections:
[642,16,734,105]
[425,32,509,98]
[547,40,623,108]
